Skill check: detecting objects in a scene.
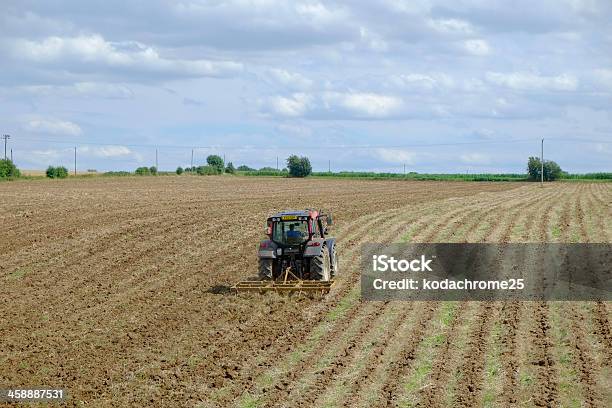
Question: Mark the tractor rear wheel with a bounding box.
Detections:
[258,258,273,280]
[310,246,331,281]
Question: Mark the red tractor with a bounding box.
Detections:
[234,209,338,294]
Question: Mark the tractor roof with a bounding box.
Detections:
[269,209,319,219]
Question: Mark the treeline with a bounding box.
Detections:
[176,154,236,176]
[2,154,611,182]
[175,154,311,177]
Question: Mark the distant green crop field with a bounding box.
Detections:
[237,170,610,182]
[559,172,612,180]
[310,172,528,181]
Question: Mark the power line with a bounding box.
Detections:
[546,137,612,144]
[13,136,606,151]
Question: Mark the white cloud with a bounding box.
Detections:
[486,72,578,91]
[463,39,491,56]
[325,92,402,118]
[9,34,243,78]
[169,0,354,49]
[30,148,65,160]
[266,68,313,90]
[25,118,82,136]
[382,0,432,15]
[19,82,133,99]
[268,93,312,117]
[73,82,134,98]
[264,91,403,119]
[80,145,132,158]
[460,153,491,165]
[375,148,416,164]
[276,123,312,137]
[25,146,134,167]
[594,68,612,90]
[387,73,455,90]
[359,27,388,51]
[565,0,606,15]
[295,2,338,25]
[428,18,475,35]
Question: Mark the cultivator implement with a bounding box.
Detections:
[232,279,334,294]
[234,265,334,294]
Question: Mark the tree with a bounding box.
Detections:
[135,166,150,175]
[546,161,563,181]
[527,157,563,181]
[56,166,68,178]
[0,159,20,178]
[225,162,235,174]
[149,166,158,175]
[206,155,224,174]
[527,157,540,181]
[196,165,217,175]
[237,165,255,171]
[176,166,184,175]
[46,166,68,179]
[286,155,312,177]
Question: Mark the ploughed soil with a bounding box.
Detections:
[0,176,609,407]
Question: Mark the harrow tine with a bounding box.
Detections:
[232,280,334,294]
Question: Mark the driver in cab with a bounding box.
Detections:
[286,223,302,243]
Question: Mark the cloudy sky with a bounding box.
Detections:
[1,0,611,172]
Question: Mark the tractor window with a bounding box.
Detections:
[272,221,309,245]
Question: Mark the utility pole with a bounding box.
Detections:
[191,149,194,171]
[328,160,331,173]
[276,156,279,171]
[2,134,10,160]
[155,148,158,169]
[74,146,77,176]
[541,138,544,187]
[403,164,406,176]
[223,154,226,166]
[10,148,13,162]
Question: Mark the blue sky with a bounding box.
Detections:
[1,0,611,172]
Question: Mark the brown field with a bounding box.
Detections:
[0,176,610,407]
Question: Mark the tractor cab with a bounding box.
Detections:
[266,210,331,248]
